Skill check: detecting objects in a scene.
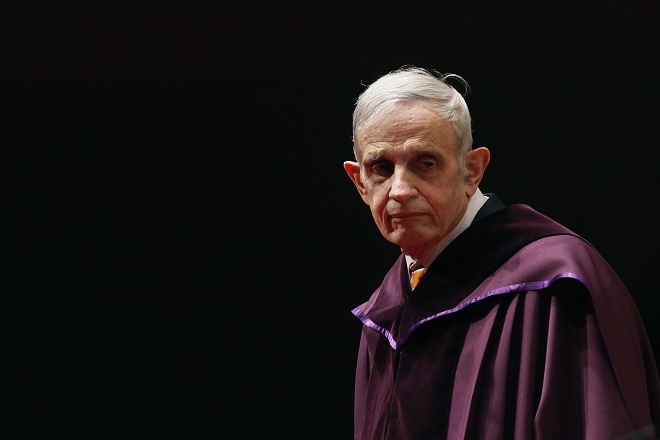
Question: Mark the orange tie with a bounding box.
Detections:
[410,268,427,289]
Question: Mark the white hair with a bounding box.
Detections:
[352,66,473,163]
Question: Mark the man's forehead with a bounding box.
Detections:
[360,141,442,161]
[357,120,456,160]
[358,128,433,149]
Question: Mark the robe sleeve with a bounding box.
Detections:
[449,279,659,440]
[354,329,371,439]
[533,280,653,439]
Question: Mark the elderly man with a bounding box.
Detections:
[343,66,660,439]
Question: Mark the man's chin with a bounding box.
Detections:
[387,233,426,252]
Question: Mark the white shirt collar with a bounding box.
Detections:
[406,188,488,272]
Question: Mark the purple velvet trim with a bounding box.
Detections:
[352,272,587,351]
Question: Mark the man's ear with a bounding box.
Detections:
[464,147,491,195]
[343,161,369,205]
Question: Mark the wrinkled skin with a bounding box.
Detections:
[344,101,490,265]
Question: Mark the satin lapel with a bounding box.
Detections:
[396,204,578,345]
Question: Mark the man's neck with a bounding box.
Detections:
[405,188,488,271]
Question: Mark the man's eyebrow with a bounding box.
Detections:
[363,153,381,161]
[362,153,389,164]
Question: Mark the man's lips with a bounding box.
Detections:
[389,212,424,220]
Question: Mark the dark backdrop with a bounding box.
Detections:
[3,2,659,439]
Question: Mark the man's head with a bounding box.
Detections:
[351,66,474,164]
[344,66,490,262]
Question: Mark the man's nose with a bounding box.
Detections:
[389,169,418,200]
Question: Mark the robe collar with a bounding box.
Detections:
[352,199,579,349]
[405,188,489,272]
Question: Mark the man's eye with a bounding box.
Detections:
[421,161,434,169]
[372,163,392,173]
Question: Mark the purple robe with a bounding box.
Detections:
[352,202,660,439]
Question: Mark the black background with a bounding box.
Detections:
[3,1,659,438]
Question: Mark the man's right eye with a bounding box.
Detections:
[373,163,392,174]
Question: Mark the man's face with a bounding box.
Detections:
[349,101,474,259]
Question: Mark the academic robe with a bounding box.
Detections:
[352,197,660,440]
